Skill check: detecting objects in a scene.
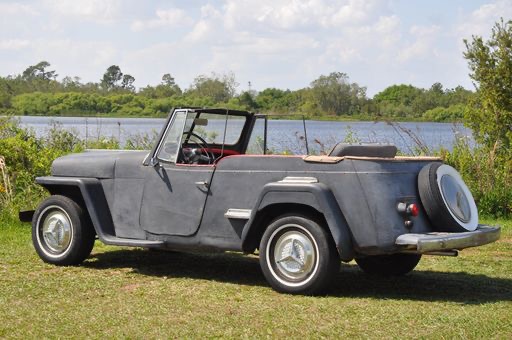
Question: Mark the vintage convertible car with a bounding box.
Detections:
[21,108,500,294]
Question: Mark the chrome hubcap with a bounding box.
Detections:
[273,228,316,281]
[42,210,72,253]
[440,174,471,222]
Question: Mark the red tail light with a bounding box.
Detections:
[397,202,420,217]
[407,203,419,217]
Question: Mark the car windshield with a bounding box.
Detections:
[183,112,245,145]
[156,110,247,163]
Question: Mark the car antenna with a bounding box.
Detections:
[302,115,309,155]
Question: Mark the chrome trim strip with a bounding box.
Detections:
[396,225,500,253]
[279,176,319,184]
[224,209,252,219]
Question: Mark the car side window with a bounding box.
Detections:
[156,111,187,163]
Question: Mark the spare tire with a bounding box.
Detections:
[418,162,478,232]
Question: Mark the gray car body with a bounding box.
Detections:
[34,108,454,262]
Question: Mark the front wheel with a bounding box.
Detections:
[32,195,96,265]
[355,253,421,276]
[259,215,339,295]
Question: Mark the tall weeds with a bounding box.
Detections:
[440,135,512,218]
[388,120,511,217]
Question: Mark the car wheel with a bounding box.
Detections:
[259,215,339,295]
[355,253,421,276]
[418,162,478,232]
[32,195,96,265]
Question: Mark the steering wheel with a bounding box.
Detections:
[180,132,214,164]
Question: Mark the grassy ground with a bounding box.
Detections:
[1,217,511,339]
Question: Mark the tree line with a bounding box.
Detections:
[0,62,473,121]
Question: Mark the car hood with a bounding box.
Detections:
[51,150,149,179]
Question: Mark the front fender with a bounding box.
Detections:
[36,176,115,240]
[241,180,354,261]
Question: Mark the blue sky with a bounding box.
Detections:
[0,0,510,96]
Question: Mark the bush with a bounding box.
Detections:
[423,104,465,122]
[0,117,118,216]
[440,136,512,218]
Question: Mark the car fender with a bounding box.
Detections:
[241,181,354,261]
[35,176,115,241]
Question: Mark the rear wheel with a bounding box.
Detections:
[259,215,339,295]
[32,195,95,265]
[355,253,421,276]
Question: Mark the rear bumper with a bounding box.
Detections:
[395,225,500,254]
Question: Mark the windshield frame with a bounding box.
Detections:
[146,108,254,166]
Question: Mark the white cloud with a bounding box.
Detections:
[374,15,401,48]
[398,25,441,62]
[456,0,512,39]
[0,2,39,16]
[223,0,386,31]
[131,8,193,32]
[186,20,212,42]
[42,0,121,22]
[185,4,222,42]
[316,14,401,67]
[327,0,383,27]
[0,39,31,50]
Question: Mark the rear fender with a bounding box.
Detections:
[35,176,115,239]
[241,181,354,261]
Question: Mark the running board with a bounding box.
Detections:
[99,235,164,248]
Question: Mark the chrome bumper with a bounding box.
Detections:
[395,225,500,254]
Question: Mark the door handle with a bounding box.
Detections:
[195,181,209,189]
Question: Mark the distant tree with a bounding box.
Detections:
[187,72,238,103]
[22,61,58,81]
[429,82,444,95]
[374,84,422,106]
[159,73,181,96]
[310,72,366,116]
[464,18,512,152]
[255,88,289,111]
[62,76,82,91]
[139,73,181,99]
[121,74,136,91]
[446,86,474,106]
[238,91,257,110]
[373,83,472,119]
[162,73,176,87]
[101,65,123,91]
[0,78,11,108]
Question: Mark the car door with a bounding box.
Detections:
[139,110,214,236]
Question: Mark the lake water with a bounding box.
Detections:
[12,115,472,154]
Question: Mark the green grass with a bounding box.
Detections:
[1,217,511,338]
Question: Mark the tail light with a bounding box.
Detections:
[397,202,420,217]
[397,202,420,229]
[407,203,419,216]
